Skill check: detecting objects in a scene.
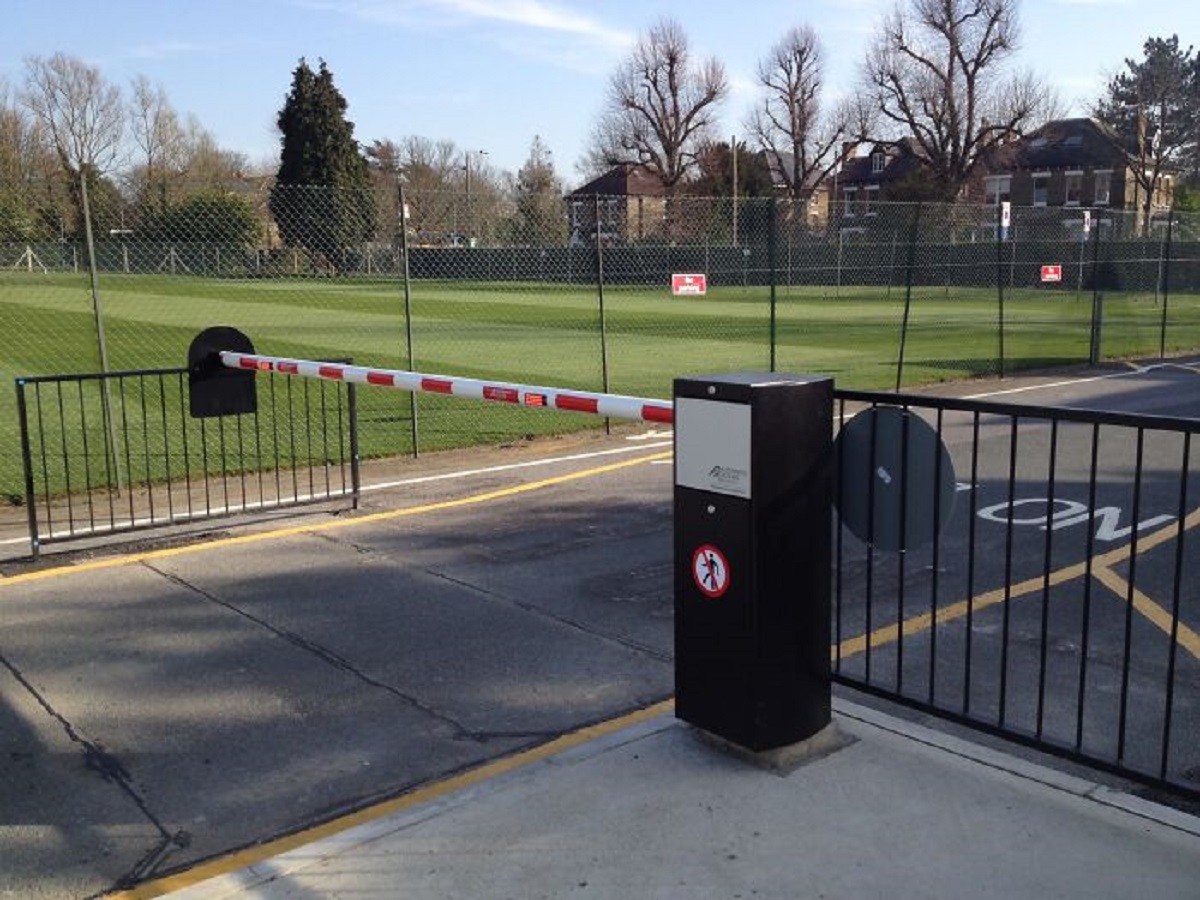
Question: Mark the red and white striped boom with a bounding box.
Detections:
[220,351,675,425]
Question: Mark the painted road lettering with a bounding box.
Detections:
[977,498,1175,542]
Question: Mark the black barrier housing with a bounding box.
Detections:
[188,325,257,418]
[673,373,833,751]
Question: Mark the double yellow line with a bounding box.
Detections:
[837,504,1200,663]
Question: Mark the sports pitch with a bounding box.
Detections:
[2,271,1199,498]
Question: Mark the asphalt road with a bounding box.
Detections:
[832,360,1200,791]
[1,361,1197,899]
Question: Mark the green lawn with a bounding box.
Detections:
[3,270,1199,499]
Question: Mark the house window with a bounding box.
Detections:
[864,185,880,216]
[1064,171,1083,206]
[984,175,1011,205]
[1094,170,1112,206]
[1032,172,1050,207]
[872,152,885,174]
[843,187,857,217]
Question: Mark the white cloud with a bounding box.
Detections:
[307,0,631,51]
[432,0,632,50]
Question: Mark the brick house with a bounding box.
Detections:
[829,139,929,228]
[980,117,1172,225]
[565,165,667,246]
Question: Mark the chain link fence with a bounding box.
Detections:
[2,186,1198,500]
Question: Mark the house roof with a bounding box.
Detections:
[988,118,1125,172]
[566,164,667,198]
[837,139,927,187]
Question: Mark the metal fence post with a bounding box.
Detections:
[348,381,361,509]
[1159,208,1174,360]
[996,202,1006,379]
[768,198,778,373]
[594,194,611,434]
[398,181,419,457]
[80,173,124,491]
[1089,210,1103,365]
[14,380,40,558]
[896,203,923,392]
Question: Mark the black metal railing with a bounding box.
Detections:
[16,365,359,557]
[832,388,1200,800]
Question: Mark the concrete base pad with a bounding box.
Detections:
[693,720,855,775]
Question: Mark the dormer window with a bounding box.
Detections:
[872,152,886,174]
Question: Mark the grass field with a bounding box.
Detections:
[3,270,1199,500]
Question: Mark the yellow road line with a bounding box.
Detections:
[0,450,672,590]
[108,699,676,899]
[1092,565,1200,660]
[835,507,1200,663]
[834,560,1088,660]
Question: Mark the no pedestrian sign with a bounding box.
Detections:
[692,544,730,599]
[1041,264,1063,283]
[672,273,708,297]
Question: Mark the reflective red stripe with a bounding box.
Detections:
[483,386,519,404]
[221,353,672,423]
[642,404,674,424]
[555,394,599,414]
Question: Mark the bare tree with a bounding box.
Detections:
[20,53,124,178]
[862,0,1053,199]
[587,18,727,192]
[181,115,247,185]
[748,25,857,199]
[129,75,186,209]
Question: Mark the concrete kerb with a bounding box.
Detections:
[149,696,1200,900]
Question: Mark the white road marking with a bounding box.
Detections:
[0,437,675,547]
[961,360,1200,400]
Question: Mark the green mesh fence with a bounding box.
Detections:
[2,187,1198,499]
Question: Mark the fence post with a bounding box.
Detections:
[996,202,1006,379]
[768,198,778,372]
[14,380,41,558]
[348,381,361,509]
[1089,210,1103,365]
[896,203,923,392]
[1159,208,1174,360]
[398,181,419,457]
[594,195,612,432]
[80,173,124,491]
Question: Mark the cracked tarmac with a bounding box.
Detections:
[0,438,674,898]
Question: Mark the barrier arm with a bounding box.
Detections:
[218,351,675,426]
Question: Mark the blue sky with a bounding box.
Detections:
[1,0,1195,188]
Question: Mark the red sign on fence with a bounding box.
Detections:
[1041,265,1063,283]
[672,273,708,296]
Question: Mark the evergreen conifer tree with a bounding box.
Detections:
[269,58,376,272]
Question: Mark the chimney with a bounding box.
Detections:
[841,141,858,163]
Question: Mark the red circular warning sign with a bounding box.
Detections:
[691,544,730,599]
